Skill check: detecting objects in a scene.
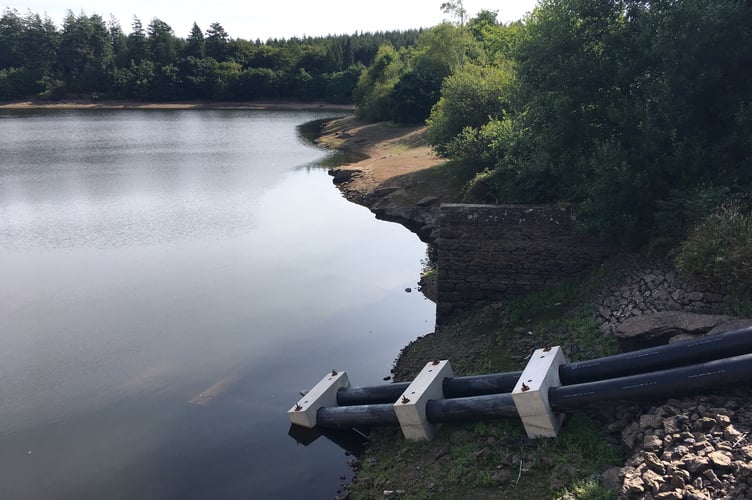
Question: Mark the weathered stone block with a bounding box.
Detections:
[437,204,615,325]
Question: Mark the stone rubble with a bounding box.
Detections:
[608,391,752,500]
[596,264,732,335]
[595,261,752,499]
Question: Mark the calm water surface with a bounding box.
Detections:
[0,110,435,499]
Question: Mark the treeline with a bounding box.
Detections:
[0,8,422,102]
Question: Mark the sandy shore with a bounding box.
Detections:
[0,99,355,111]
[316,115,442,197]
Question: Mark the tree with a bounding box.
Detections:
[178,56,218,99]
[147,18,176,67]
[108,16,129,67]
[453,0,752,246]
[296,45,329,75]
[205,22,229,61]
[427,62,514,153]
[412,23,476,81]
[0,8,24,69]
[22,13,57,69]
[127,16,148,63]
[353,43,406,121]
[468,9,499,40]
[440,0,467,26]
[389,69,443,123]
[185,22,205,58]
[58,11,113,93]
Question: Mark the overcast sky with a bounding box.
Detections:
[8,0,539,40]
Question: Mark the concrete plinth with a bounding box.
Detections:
[512,346,568,438]
[393,360,453,441]
[288,370,350,429]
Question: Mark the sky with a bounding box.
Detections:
[8,0,539,40]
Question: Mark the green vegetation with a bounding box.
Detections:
[353,9,514,126]
[0,8,422,102]
[422,0,752,250]
[351,409,621,499]
[676,200,752,296]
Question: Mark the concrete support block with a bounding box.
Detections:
[512,346,568,438]
[393,360,453,441]
[288,370,350,429]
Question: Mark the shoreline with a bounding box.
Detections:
[0,99,355,111]
[316,115,448,243]
[316,115,442,196]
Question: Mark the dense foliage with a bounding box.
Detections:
[677,200,752,294]
[354,18,489,124]
[419,0,752,249]
[0,8,422,102]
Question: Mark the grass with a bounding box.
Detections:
[350,412,622,499]
[676,203,752,295]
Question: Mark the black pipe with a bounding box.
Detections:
[426,393,518,423]
[315,353,752,430]
[559,326,752,385]
[317,403,398,429]
[337,383,410,406]
[550,352,752,410]
[442,372,523,398]
[336,372,523,406]
[334,326,752,405]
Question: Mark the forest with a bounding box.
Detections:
[2,0,750,290]
[0,8,421,103]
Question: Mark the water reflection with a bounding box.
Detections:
[288,425,370,458]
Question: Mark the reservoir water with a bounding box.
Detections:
[0,109,435,499]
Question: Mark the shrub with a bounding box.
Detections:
[426,63,514,155]
[676,202,752,294]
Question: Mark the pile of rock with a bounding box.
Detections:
[610,392,752,499]
[597,265,731,335]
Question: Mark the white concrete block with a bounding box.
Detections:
[512,346,568,438]
[288,370,350,428]
[393,360,453,441]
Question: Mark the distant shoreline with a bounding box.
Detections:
[0,100,356,111]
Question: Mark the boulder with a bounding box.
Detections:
[707,319,752,336]
[614,311,736,349]
[329,168,360,184]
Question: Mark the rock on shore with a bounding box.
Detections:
[610,391,752,499]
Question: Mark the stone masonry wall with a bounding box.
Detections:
[436,204,615,325]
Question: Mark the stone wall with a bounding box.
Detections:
[436,204,615,324]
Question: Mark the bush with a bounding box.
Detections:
[676,202,752,294]
[426,63,514,155]
[353,43,405,122]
